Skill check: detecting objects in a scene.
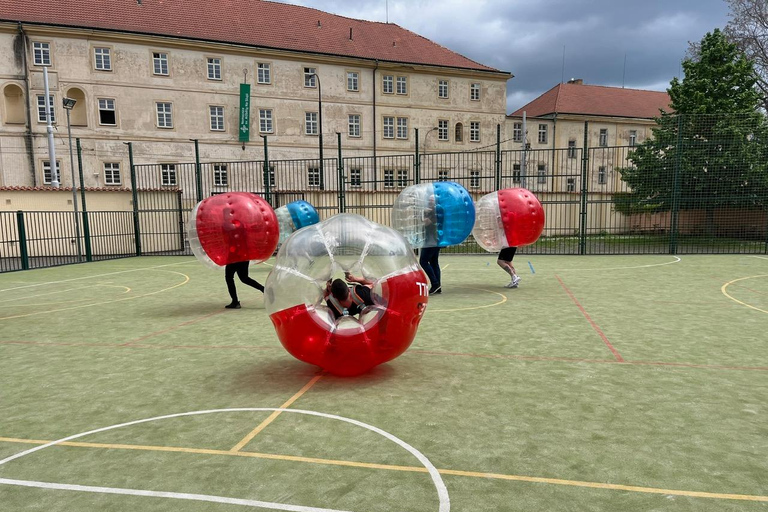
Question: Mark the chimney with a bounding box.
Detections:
[349,27,353,40]
[567,78,583,85]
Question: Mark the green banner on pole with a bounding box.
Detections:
[239,83,251,143]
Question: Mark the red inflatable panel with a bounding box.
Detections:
[196,193,278,266]
[498,188,545,247]
[269,269,429,376]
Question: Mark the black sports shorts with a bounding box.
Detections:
[498,246,517,262]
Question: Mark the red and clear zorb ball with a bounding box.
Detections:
[188,192,279,268]
[472,188,545,252]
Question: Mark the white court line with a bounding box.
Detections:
[0,478,351,512]
[750,256,768,261]
[0,260,196,293]
[557,256,681,271]
[0,408,450,512]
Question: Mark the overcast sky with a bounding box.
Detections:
[274,0,731,113]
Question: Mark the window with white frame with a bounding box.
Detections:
[349,168,362,188]
[156,102,172,128]
[259,109,273,133]
[629,130,637,146]
[161,164,177,186]
[470,83,481,101]
[42,160,60,185]
[598,166,607,185]
[470,170,481,189]
[37,94,55,123]
[599,128,608,147]
[383,116,395,139]
[513,122,523,142]
[537,163,547,183]
[397,117,408,139]
[257,63,271,84]
[304,67,317,88]
[153,52,169,75]
[382,75,394,94]
[538,124,548,144]
[98,98,116,125]
[568,139,577,158]
[396,76,407,95]
[438,80,448,99]
[207,58,221,80]
[104,162,121,185]
[384,169,395,188]
[213,164,228,186]
[94,47,111,71]
[305,112,318,135]
[209,105,224,131]
[267,166,276,188]
[438,120,449,141]
[470,121,480,142]
[513,163,521,183]
[307,167,320,187]
[566,177,575,192]
[348,114,360,137]
[347,71,359,92]
[455,123,463,142]
[33,42,51,66]
[397,169,408,188]
[438,170,449,182]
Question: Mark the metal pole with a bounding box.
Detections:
[669,114,683,255]
[262,135,271,206]
[336,132,345,213]
[76,138,92,262]
[16,210,29,270]
[521,111,527,189]
[126,142,141,256]
[43,66,58,187]
[313,73,325,190]
[193,139,203,203]
[495,124,501,191]
[65,108,82,262]
[579,121,589,255]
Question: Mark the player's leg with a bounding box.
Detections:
[497,247,520,288]
[236,261,265,293]
[225,264,241,308]
[420,248,439,293]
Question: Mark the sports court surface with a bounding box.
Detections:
[1,254,767,511]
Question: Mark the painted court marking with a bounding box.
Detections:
[721,275,768,315]
[428,286,507,313]
[556,256,681,272]
[0,285,131,308]
[0,409,449,512]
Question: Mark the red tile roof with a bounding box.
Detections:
[510,82,671,119]
[1,0,503,73]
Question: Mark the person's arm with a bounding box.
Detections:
[323,279,332,299]
[344,272,374,287]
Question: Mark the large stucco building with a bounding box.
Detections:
[0,0,511,190]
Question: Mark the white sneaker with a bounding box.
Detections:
[511,275,521,288]
[505,281,515,288]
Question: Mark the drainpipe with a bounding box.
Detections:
[372,60,378,190]
[17,23,36,183]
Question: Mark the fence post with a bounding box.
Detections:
[193,139,203,203]
[414,128,420,185]
[495,124,502,190]
[176,190,185,252]
[76,138,92,262]
[127,142,142,256]
[16,210,29,270]
[336,132,345,213]
[669,115,683,255]
[262,135,271,206]
[579,121,589,255]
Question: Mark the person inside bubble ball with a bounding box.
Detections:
[419,196,442,295]
[324,271,376,319]
[221,206,265,309]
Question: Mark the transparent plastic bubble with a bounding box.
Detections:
[276,200,320,245]
[473,188,545,252]
[392,182,476,248]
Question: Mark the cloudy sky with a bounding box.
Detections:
[274,0,732,113]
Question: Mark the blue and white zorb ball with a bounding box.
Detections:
[275,200,320,244]
[392,181,475,248]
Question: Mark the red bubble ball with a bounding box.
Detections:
[498,188,545,247]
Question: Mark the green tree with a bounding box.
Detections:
[618,29,768,235]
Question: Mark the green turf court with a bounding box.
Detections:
[1,254,767,511]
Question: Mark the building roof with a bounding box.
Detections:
[1,0,504,74]
[510,82,671,119]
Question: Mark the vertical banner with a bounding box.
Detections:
[239,83,251,143]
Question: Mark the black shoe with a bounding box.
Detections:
[429,286,442,295]
[225,301,241,309]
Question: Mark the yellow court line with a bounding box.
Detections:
[429,286,507,313]
[0,285,132,309]
[0,436,765,502]
[229,374,324,453]
[721,274,768,315]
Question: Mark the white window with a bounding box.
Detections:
[568,140,577,158]
[94,47,111,71]
[42,160,60,185]
[397,117,408,139]
[538,124,547,144]
[567,178,575,192]
[470,83,481,101]
[348,114,361,137]
[349,168,362,188]
[305,112,318,135]
[470,121,480,142]
[438,170,449,182]
[161,164,177,186]
[470,170,481,189]
[207,58,221,80]
[153,52,169,75]
[33,42,51,66]
[259,109,273,133]
[98,98,116,125]
[213,164,228,186]
[307,167,320,187]
[598,166,607,185]
[397,169,408,188]
[513,163,521,183]
[209,105,224,131]
[537,163,547,183]
[104,162,121,185]
[513,122,522,142]
[37,94,55,123]
[396,76,407,95]
[629,130,637,147]
[304,67,316,88]
[599,128,608,147]
[257,63,271,84]
[347,72,359,92]
[383,116,394,139]
[156,102,172,128]
[384,169,395,188]
[438,120,449,141]
[438,80,448,99]
[382,75,394,94]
